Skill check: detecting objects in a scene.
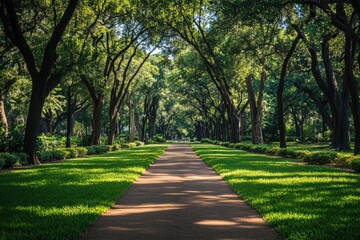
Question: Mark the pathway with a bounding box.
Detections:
[81,144,280,240]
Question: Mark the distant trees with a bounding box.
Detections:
[1,0,360,160]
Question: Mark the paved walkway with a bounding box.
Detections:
[81,144,280,240]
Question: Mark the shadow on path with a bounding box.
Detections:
[81,144,280,240]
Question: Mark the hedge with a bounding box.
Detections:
[203,140,360,172]
[0,152,29,169]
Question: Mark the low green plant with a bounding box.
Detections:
[333,154,354,168]
[134,141,144,146]
[86,145,109,155]
[303,152,338,165]
[0,152,19,167]
[38,150,67,163]
[121,143,130,149]
[0,158,5,168]
[351,158,360,172]
[129,142,137,148]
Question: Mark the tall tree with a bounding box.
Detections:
[0,0,79,163]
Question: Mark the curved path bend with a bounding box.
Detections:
[81,144,280,240]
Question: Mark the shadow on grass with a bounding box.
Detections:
[0,145,167,240]
[192,144,360,240]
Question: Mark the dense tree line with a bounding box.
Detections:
[1,0,360,165]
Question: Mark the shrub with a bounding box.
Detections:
[234,143,243,149]
[129,142,137,148]
[0,153,19,168]
[220,142,231,147]
[38,152,53,162]
[121,143,130,149]
[94,145,109,154]
[333,154,354,168]
[147,140,156,144]
[111,145,120,151]
[154,134,166,143]
[77,135,92,146]
[86,146,97,155]
[76,147,87,157]
[52,150,67,160]
[247,146,267,154]
[0,124,25,152]
[351,158,360,172]
[303,152,337,165]
[86,145,109,155]
[58,148,78,158]
[38,150,67,163]
[201,138,210,143]
[0,158,5,168]
[134,141,144,146]
[296,150,311,160]
[14,153,29,165]
[265,148,280,155]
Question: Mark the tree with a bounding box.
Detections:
[0,0,79,163]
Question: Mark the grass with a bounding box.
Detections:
[191,143,360,240]
[0,144,168,240]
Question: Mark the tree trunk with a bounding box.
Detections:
[246,73,265,144]
[24,81,46,165]
[91,95,103,145]
[127,93,136,142]
[277,35,301,148]
[0,94,8,135]
[347,36,360,155]
[66,85,72,148]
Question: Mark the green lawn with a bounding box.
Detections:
[0,144,168,240]
[191,143,360,240]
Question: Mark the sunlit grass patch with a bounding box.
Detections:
[0,144,168,240]
[192,143,360,240]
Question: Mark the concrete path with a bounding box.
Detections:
[81,144,280,240]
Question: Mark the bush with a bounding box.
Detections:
[220,142,231,147]
[121,143,130,149]
[0,124,25,152]
[0,153,19,168]
[14,153,29,165]
[86,146,97,155]
[247,146,267,154]
[76,147,88,157]
[0,158,5,168]
[333,154,354,168]
[77,135,92,146]
[38,150,67,163]
[154,134,166,143]
[201,138,210,143]
[58,148,78,158]
[265,148,280,155]
[111,145,120,151]
[303,152,337,165]
[86,145,109,155]
[129,142,137,148]
[134,141,144,146]
[234,143,243,149]
[351,158,360,172]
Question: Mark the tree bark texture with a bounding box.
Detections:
[246,73,265,144]
[277,34,301,148]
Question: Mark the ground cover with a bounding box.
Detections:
[192,143,360,240]
[0,144,167,240]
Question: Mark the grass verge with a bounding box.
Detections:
[0,144,168,240]
[191,143,360,240]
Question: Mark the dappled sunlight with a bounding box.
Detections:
[192,144,360,239]
[0,146,167,240]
